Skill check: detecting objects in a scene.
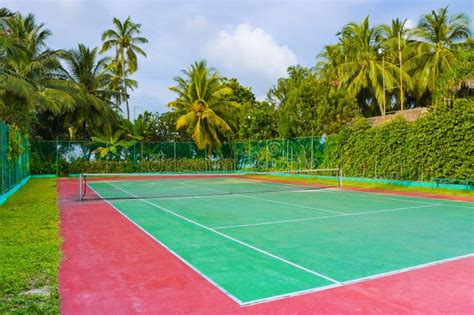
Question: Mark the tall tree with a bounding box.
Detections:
[100,16,148,120]
[316,44,344,85]
[104,59,138,113]
[0,12,74,131]
[409,7,471,95]
[268,66,358,138]
[336,16,403,116]
[155,111,191,142]
[379,18,414,110]
[238,101,278,140]
[56,44,118,139]
[221,77,256,137]
[168,60,238,157]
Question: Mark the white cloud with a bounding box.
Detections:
[405,18,416,30]
[203,23,297,86]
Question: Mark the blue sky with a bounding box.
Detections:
[4,0,472,115]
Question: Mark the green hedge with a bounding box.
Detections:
[60,158,235,175]
[321,99,474,181]
[30,99,473,181]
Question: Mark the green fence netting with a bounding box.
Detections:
[0,122,30,196]
[30,136,327,175]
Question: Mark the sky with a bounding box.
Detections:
[3,0,472,116]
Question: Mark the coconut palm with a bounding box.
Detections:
[57,44,120,138]
[0,13,75,129]
[380,18,412,63]
[104,59,138,113]
[379,18,416,110]
[336,16,402,115]
[316,44,345,84]
[100,16,148,120]
[168,60,238,157]
[409,7,471,95]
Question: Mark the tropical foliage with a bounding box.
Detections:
[91,129,135,158]
[168,60,238,156]
[321,98,474,181]
[0,11,148,140]
[268,65,359,138]
[317,7,471,116]
[0,6,472,161]
[100,16,148,120]
[0,12,75,131]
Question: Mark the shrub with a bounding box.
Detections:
[321,99,474,181]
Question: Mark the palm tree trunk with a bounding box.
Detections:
[120,50,130,120]
[124,79,130,120]
[123,65,130,120]
[207,145,212,160]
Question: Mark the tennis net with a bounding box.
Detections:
[79,169,342,201]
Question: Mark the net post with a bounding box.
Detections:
[79,173,83,201]
[339,167,343,189]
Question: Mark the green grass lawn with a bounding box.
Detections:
[0,178,60,314]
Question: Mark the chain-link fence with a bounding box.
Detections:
[30,136,327,175]
[0,122,30,196]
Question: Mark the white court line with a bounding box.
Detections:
[212,203,443,230]
[240,194,347,215]
[104,181,341,285]
[88,183,474,307]
[241,252,474,306]
[87,185,245,306]
[326,189,474,209]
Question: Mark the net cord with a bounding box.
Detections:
[78,168,342,201]
[80,168,340,178]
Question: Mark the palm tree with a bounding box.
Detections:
[267,65,311,107]
[336,16,402,115]
[409,7,471,95]
[100,16,148,120]
[0,13,75,129]
[379,18,415,110]
[168,60,238,157]
[57,44,119,138]
[316,44,344,85]
[104,59,138,113]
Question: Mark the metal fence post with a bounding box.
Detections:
[56,139,59,176]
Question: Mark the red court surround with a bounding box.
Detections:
[58,178,474,314]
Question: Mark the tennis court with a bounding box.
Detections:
[82,172,474,306]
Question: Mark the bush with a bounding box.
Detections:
[61,158,236,174]
[321,99,474,181]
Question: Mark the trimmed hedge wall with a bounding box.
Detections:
[64,159,235,175]
[321,99,474,181]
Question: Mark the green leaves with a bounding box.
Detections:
[91,129,135,158]
[0,13,70,132]
[322,99,474,181]
[100,16,148,120]
[317,7,471,115]
[169,60,237,156]
[267,66,358,139]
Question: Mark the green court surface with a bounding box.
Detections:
[88,179,474,305]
